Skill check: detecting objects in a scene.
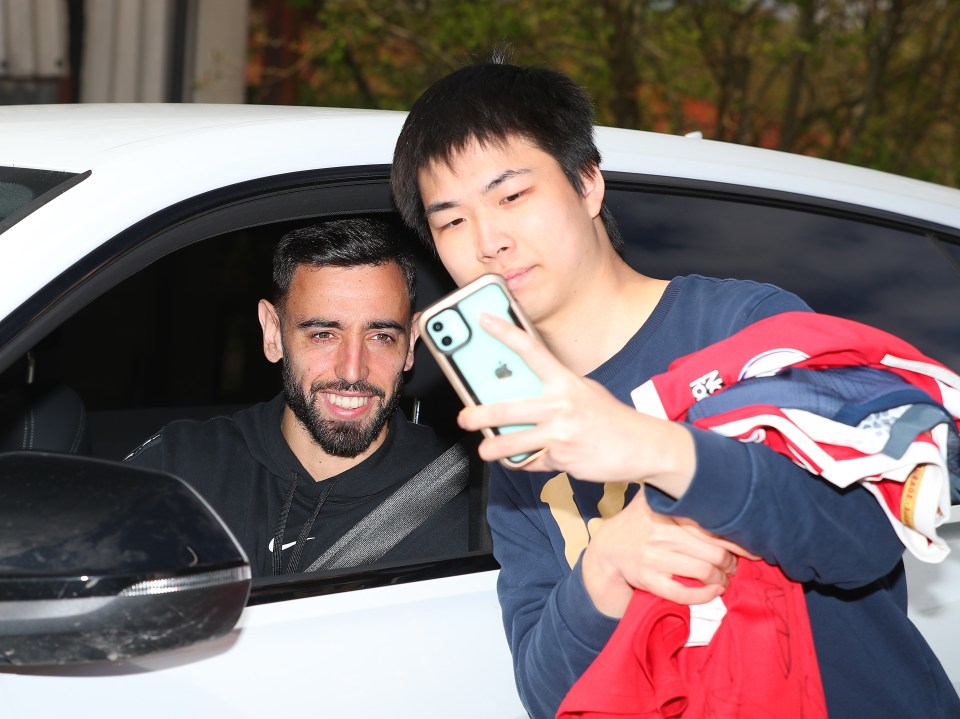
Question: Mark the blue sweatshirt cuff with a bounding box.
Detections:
[644,425,754,531]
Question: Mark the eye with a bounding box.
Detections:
[501,191,523,204]
[370,332,397,344]
[310,331,336,342]
[440,217,465,231]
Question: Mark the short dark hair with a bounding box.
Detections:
[272,217,417,313]
[391,61,624,255]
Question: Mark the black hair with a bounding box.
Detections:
[272,217,417,313]
[391,60,624,255]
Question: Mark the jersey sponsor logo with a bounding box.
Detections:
[901,464,923,530]
[267,537,314,553]
[737,348,810,381]
[689,369,724,400]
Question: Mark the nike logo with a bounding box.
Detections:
[267,537,315,553]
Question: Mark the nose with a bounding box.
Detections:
[334,335,368,386]
[474,216,513,261]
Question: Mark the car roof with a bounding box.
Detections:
[0,104,401,171]
[1,103,957,224]
[1,103,958,320]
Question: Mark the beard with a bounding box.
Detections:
[282,362,404,458]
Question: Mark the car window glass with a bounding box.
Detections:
[607,188,960,372]
[34,216,460,461]
[0,166,85,231]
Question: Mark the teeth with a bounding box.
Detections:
[327,394,369,410]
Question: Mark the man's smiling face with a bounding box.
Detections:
[272,262,415,457]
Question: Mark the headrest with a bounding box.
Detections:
[0,384,90,455]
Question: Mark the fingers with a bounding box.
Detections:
[583,537,732,615]
[652,549,736,591]
[583,497,740,616]
[646,576,727,606]
[675,516,761,560]
[460,313,690,486]
[470,421,552,468]
[477,312,562,377]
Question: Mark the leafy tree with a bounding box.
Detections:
[247,0,960,186]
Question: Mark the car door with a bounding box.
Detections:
[2,155,959,716]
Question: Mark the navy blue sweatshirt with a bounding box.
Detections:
[487,275,959,718]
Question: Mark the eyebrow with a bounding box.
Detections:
[484,168,529,193]
[424,168,531,217]
[296,318,407,334]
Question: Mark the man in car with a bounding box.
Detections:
[126,218,470,576]
[389,59,960,718]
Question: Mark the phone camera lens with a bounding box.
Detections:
[432,321,444,332]
[441,336,453,347]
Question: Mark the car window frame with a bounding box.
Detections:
[0,168,90,236]
[604,170,960,242]
[0,165,395,375]
[0,163,501,607]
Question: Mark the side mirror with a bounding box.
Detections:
[0,452,250,665]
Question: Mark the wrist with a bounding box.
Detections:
[640,421,697,498]
[580,541,631,619]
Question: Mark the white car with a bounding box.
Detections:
[0,104,958,717]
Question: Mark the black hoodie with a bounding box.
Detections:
[125,393,470,576]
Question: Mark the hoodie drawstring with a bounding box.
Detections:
[271,471,339,575]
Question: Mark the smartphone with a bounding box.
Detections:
[418,274,546,469]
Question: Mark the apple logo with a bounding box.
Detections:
[495,362,513,379]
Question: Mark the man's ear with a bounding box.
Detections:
[581,163,606,219]
[258,299,283,364]
[405,312,422,372]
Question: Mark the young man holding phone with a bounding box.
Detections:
[391,60,960,718]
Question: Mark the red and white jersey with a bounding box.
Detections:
[631,311,960,562]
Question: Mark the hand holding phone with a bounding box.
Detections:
[418,274,546,469]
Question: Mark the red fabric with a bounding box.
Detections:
[557,560,827,719]
[645,312,959,426]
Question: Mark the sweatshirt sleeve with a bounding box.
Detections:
[487,463,618,719]
[644,428,905,588]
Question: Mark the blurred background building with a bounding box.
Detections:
[0,0,248,104]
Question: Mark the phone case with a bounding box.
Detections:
[418,274,546,469]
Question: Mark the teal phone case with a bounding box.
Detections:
[420,276,544,467]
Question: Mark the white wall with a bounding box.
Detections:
[0,0,249,103]
[189,0,249,103]
[0,0,68,79]
[82,0,248,103]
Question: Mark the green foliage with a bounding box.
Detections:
[249,0,960,186]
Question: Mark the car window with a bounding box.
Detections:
[0,173,486,596]
[39,215,462,461]
[607,185,960,371]
[0,166,88,232]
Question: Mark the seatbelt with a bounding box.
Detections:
[304,442,469,572]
